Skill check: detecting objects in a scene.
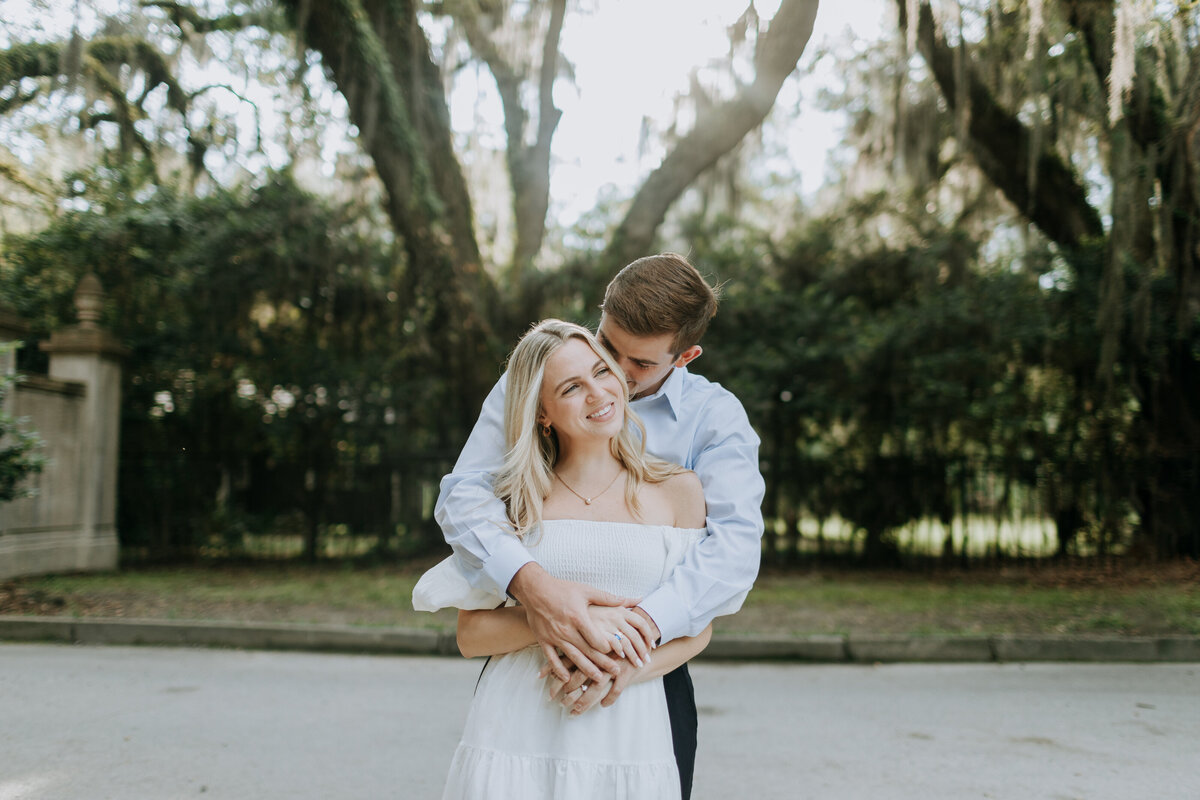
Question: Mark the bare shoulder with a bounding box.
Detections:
[663,470,705,528]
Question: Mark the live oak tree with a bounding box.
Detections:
[886,1,1200,558]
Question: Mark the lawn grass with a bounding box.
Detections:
[728,567,1200,636]
[3,558,1197,637]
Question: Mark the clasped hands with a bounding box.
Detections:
[510,565,660,715]
[539,604,655,716]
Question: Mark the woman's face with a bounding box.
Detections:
[538,336,626,446]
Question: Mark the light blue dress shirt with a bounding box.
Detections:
[433,365,765,644]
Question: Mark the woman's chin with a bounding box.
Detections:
[584,418,623,440]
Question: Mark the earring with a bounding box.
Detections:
[541,423,551,437]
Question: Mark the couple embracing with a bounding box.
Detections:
[414,253,765,799]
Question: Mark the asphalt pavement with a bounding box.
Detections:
[2,643,1197,799]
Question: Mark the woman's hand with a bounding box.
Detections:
[509,564,633,683]
[542,656,644,716]
[585,605,654,668]
[542,622,714,714]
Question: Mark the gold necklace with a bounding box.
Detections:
[554,468,624,505]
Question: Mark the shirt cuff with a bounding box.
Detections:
[480,535,536,597]
[637,585,689,646]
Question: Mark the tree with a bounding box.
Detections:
[873,1,1200,558]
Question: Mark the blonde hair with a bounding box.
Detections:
[493,319,683,539]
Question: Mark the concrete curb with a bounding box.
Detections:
[2,616,1198,663]
[0,616,459,657]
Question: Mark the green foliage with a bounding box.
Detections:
[690,209,1064,562]
[0,168,449,557]
[0,351,45,503]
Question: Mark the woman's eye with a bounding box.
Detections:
[596,367,610,376]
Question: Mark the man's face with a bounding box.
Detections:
[597,314,695,400]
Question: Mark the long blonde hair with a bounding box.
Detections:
[493,319,683,539]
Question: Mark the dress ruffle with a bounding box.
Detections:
[443,743,680,800]
[442,646,680,800]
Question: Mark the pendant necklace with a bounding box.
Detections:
[554,468,624,505]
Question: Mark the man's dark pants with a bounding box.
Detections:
[663,663,697,800]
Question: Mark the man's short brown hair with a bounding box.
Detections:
[599,253,719,355]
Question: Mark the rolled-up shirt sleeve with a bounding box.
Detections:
[637,393,765,644]
[433,376,534,595]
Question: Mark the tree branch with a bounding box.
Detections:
[899,1,1103,251]
[444,0,565,276]
[141,2,280,35]
[605,0,820,269]
[0,159,54,200]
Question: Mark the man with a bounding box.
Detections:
[434,253,765,799]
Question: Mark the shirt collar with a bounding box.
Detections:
[631,366,685,420]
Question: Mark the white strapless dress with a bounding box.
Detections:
[414,519,706,800]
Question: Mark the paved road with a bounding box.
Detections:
[1,644,1196,799]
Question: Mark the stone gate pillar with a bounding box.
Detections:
[39,274,127,570]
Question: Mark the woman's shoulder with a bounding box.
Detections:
[660,469,705,528]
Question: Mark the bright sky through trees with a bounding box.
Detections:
[0,0,885,226]
[539,0,883,221]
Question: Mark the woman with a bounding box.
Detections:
[413,319,712,799]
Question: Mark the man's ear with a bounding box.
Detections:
[673,345,702,368]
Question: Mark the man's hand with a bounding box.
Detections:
[631,606,661,647]
[508,562,633,683]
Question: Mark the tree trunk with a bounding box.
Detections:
[280,0,502,436]
[445,0,566,280]
[899,1,1200,558]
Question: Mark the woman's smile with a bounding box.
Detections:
[586,402,616,421]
